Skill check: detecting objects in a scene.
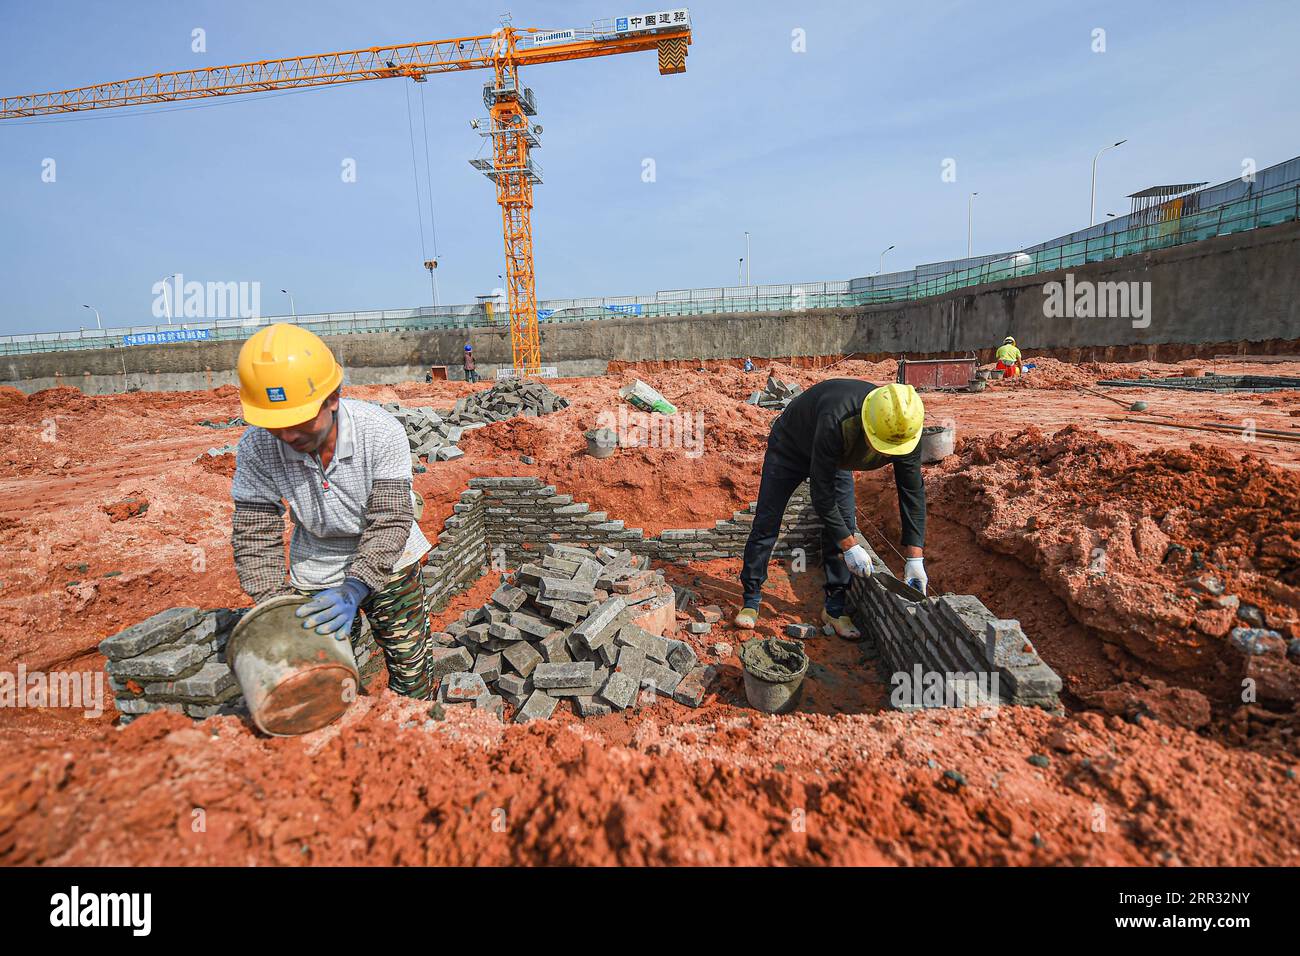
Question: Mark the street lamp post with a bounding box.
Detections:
[744,232,751,286]
[81,304,102,331]
[280,288,297,322]
[738,258,744,286]
[967,192,978,257]
[1090,139,1127,226]
[159,273,176,325]
[879,244,895,275]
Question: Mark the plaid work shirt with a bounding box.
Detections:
[231,398,430,596]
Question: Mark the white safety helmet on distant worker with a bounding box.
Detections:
[861,383,925,456]
[1004,336,1016,345]
[236,323,344,428]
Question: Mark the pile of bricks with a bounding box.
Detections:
[746,374,803,410]
[431,542,716,723]
[100,605,383,724]
[444,379,569,426]
[100,608,243,724]
[379,403,467,463]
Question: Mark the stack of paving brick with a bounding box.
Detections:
[746,374,802,410]
[845,539,1062,711]
[100,608,243,724]
[430,542,716,723]
[101,605,383,725]
[444,379,569,426]
[379,402,466,463]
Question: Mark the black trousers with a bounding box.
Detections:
[740,443,857,615]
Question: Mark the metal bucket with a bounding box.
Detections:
[920,424,955,463]
[225,594,359,736]
[740,637,809,714]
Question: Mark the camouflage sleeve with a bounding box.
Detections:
[347,478,414,593]
[232,501,289,603]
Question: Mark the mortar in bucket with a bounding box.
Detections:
[920,424,955,463]
[225,594,360,736]
[584,427,618,459]
[739,637,810,714]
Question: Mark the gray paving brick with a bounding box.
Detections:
[666,639,699,676]
[539,577,597,604]
[597,671,639,710]
[473,652,502,683]
[490,583,529,612]
[640,660,683,697]
[105,640,214,680]
[98,607,203,660]
[502,641,544,678]
[673,665,717,708]
[488,621,524,642]
[439,671,489,704]
[515,690,558,724]
[573,696,612,718]
[429,646,475,679]
[532,661,595,689]
[508,612,556,641]
[144,660,235,699]
[616,625,670,663]
[574,597,628,650]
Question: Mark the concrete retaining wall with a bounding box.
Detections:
[10,221,1300,395]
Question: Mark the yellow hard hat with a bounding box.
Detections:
[237,323,344,428]
[862,383,925,456]
[1004,336,1016,345]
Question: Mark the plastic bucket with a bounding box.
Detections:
[584,428,618,459]
[740,637,810,714]
[225,594,360,736]
[920,424,955,463]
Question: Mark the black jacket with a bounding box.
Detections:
[768,378,926,548]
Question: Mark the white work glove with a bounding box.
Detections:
[843,544,873,578]
[904,557,928,595]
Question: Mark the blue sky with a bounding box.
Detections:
[2,0,1298,335]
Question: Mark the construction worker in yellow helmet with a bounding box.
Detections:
[994,335,1023,378]
[736,379,928,639]
[230,323,438,699]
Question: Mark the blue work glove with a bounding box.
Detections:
[296,578,370,638]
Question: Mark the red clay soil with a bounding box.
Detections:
[1,363,1299,866]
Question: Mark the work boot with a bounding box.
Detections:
[821,608,862,641]
[733,606,759,630]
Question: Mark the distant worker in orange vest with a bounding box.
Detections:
[994,336,1023,378]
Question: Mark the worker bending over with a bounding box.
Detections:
[230,324,437,699]
[736,380,928,639]
[994,336,1023,377]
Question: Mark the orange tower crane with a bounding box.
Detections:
[0,12,694,375]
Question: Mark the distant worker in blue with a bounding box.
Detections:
[743,357,755,373]
[463,344,480,384]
